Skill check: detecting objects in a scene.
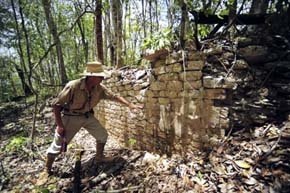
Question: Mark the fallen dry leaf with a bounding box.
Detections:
[234,160,251,169]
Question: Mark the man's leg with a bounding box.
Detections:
[45,153,56,175]
[45,115,83,173]
[83,115,114,162]
[96,141,107,161]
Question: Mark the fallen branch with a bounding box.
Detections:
[97,186,141,193]
[0,159,6,177]
[254,126,285,167]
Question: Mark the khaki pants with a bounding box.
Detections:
[46,113,108,155]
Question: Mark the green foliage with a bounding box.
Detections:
[4,136,28,152]
[141,28,174,51]
[128,138,137,146]
[197,170,203,179]
[217,9,229,19]
[0,57,23,102]
[34,187,50,193]
[34,183,57,193]
[198,25,211,39]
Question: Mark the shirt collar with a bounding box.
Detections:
[80,77,100,91]
[80,77,87,90]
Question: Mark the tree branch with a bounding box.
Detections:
[58,6,92,37]
[189,10,270,25]
[32,42,57,70]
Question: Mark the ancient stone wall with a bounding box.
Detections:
[95,50,231,154]
[94,18,290,154]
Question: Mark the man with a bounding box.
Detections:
[45,60,142,175]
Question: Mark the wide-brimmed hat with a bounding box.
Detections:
[81,61,109,77]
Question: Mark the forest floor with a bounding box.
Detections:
[0,100,290,193]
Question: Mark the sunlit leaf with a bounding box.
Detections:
[234,160,251,169]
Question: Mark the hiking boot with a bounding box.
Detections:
[45,154,56,174]
[95,155,116,163]
[95,142,117,163]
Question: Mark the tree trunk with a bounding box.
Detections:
[149,0,153,35]
[228,0,237,24]
[76,11,88,63]
[42,0,67,85]
[18,0,38,148]
[111,0,123,68]
[123,2,127,64]
[13,63,32,97]
[249,0,269,32]
[179,0,187,49]
[250,0,269,14]
[104,1,114,66]
[18,0,33,87]
[155,0,159,31]
[95,0,104,63]
[141,0,147,39]
[166,0,174,28]
[103,7,110,66]
[10,0,32,96]
[227,0,237,37]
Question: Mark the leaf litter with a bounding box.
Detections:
[0,102,290,192]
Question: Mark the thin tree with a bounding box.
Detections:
[74,2,89,63]
[13,0,38,147]
[10,0,32,96]
[42,0,68,85]
[95,0,104,63]
[111,0,123,68]
[250,0,270,14]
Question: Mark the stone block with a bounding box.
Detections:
[159,98,170,105]
[167,91,178,98]
[183,80,202,90]
[154,59,166,68]
[179,71,202,81]
[186,60,204,70]
[169,63,183,73]
[178,90,200,98]
[167,81,183,91]
[204,89,226,99]
[234,59,249,70]
[203,76,236,89]
[148,117,160,123]
[166,51,182,64]
[145,90,156,97]
[150,82,166,91]
[128,90,135,96]
[146,98,158,106]
[158,73,179,81]
[153,66,166,75]
[187,52,205,60]
[173,114,182,137]
[125,84,132,90]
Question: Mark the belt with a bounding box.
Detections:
[63,110,94,118]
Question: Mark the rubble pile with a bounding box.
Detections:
[202,34,290,128]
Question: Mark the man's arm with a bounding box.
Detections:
[101,84,143,109]
[53,105,65,136]
[115,96,143,110]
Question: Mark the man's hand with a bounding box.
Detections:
[56,126,65,137]
[128,103,144,110]
[56,126,67,152]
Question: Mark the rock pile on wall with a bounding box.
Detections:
[203,34,290,129]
